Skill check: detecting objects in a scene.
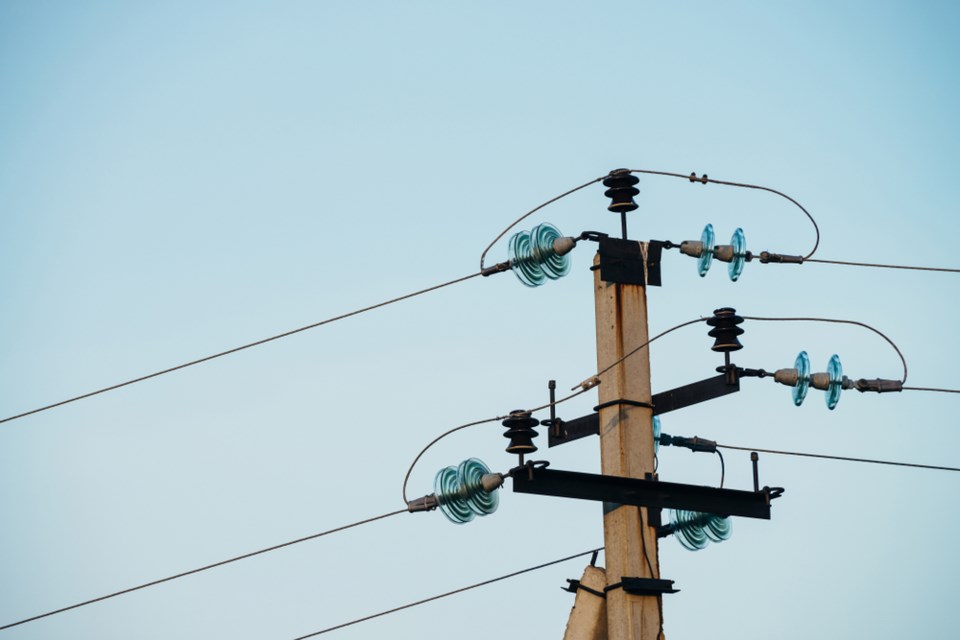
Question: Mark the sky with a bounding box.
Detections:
[1,2,959,639]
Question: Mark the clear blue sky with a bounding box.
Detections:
[1,2,958,639]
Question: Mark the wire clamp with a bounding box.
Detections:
[594,399,654,412]
[688,172,709,184]
[605,577,679,596]
[562,579,607,599]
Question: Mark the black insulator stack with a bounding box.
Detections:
[706,307,745,352]
[602,169,640,213]
[502,410,539,455]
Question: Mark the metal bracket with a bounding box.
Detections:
[646,240,664,287]
[511,466,781,519]
[597,237,645,285]
[548,374,741,448]
[606,577,679,596]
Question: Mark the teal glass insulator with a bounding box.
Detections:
[508,229,545,287]
[825,354,843,410]
[704,513,732,543]
[530,223,571,281]
[671,510,709,551]
[728,227,747,282]
[458,458,499,517]
[653,415,661,455]
[508,222,571,287]
[434,465,475,524]
[671,509,731,551]
[697,224,715,277]
[792,351,811,407]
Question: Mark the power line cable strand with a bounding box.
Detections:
[0,273,481,426]
[805,258,960,273]
[479,176,605,270]
[902,386,960,394]
[717,444,960,473]
[628,169,821,259]
[0,510,406,632]
[291,547,604,639]
[742,315,908,383]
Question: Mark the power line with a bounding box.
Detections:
[0,273,481,426]
[804,258,960,273]
[629,169,821,259]
[903,386,960,394]
[290,547,604,639]
[717,444,960,473]
[742,315,908,383]
[479,175,604,270]
[0,509,406,632]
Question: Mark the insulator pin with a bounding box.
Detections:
[502,410,539,455]
[706,307,745,353]
[602,169,640,213]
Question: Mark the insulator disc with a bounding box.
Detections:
[507,222,571,288]
[653,415,661,455]
[458,458,499,517]
[434,465,475,524]
[704,514,732,542]
[792,351,811,407]
[826,354,843,410]
[671,510,710,551]
[697,224,715,277]
[508,229,545,287]
[530,223,571,280]
[728,227,747,281]
[671,509,731,551]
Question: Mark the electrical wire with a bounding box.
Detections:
[0,509,406,632]
[902,386,960,394]
[585,317,707,387]
[0,272,482,427]
[290,547,604,639]
[716,444,960,473]
[401,386,592,503]
[804,258,960,273]
[627,169,821,259]
[716,449,725,488]
[478,176,605,270]
[742,315,908,383]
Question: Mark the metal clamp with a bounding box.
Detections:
[605,577,679,596]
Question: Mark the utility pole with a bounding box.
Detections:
[593,249,662,640]
[501,170,784,639]
[595,170,661,640]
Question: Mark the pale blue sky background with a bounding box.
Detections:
[1,2,958,639]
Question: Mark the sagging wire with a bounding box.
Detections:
[716,444,960,473]
[290,547,605,639]
[742,315,908,383]
[804,258,960,273]
[0,509,406,632]
[1,272,483,427]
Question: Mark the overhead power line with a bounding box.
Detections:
[0,273,481,426]
[742,315,908,382]
[717,444,960,473]
[290,547,604,639]
[0,510,406,632]
[804,258,960,273]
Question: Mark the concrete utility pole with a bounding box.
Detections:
[593,248,662,640]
